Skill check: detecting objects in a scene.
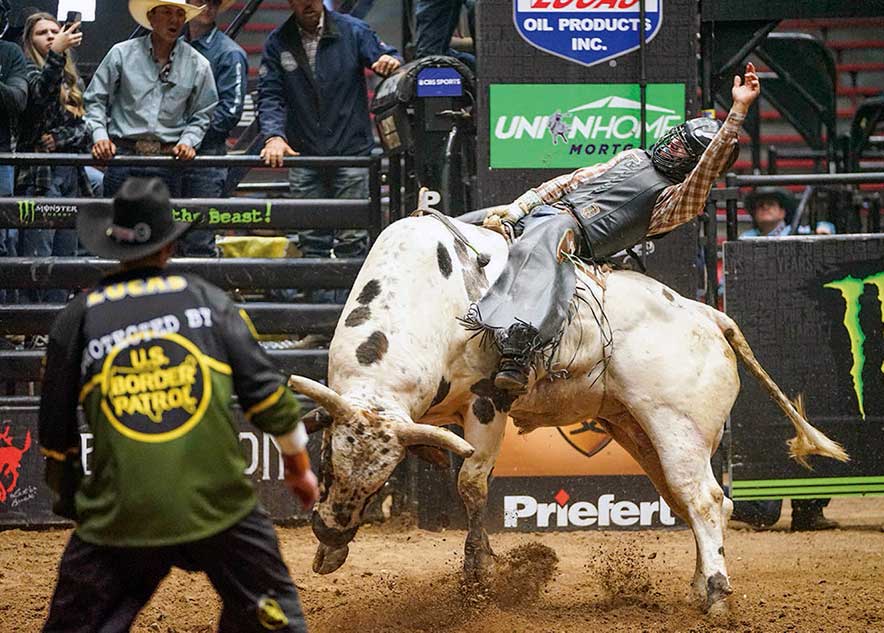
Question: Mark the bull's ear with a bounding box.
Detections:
[408,445,451,468]
[396,423,475,459]
[301,407,333,434]
[288,375,354,420]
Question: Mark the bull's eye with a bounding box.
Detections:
[346,436,355,443]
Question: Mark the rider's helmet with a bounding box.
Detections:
[649,117,739,182]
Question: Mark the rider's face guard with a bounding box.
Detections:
[650,118,737,182]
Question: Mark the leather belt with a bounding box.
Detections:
[112,137,176,156]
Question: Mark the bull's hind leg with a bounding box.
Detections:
[598,413,687,521]
[623,405,732,612]
[457,405,508,584]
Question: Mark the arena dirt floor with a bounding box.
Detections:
[1,498,883,633]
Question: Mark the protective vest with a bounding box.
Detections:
[561,151,674,259]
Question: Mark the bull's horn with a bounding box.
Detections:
[288,376,354,420]
[396,423,475,459]
[300,407,333,434]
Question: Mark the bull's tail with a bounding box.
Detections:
[707,308,849,468]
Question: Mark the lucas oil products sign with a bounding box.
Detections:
[513,0,663,67]
[489,83,684,168]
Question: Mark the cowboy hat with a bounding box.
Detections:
[744,187,797,224]
[129,0,205,30]
[78,178,191,262]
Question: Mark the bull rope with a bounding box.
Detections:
[411,206,491,268]
[565,254,614,407]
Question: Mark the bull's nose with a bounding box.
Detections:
[311,511,358,548]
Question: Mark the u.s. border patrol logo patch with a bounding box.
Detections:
[280,51,298,72]
[513,0,663,67]
[99,333,210,443]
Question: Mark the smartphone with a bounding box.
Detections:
[65,11,82,26]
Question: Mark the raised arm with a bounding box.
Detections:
[647,62,759,235]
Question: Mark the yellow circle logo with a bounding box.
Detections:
[98,332,211,443]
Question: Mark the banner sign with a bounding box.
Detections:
[489,83,684,168]
[513,0,663,67]
[0,406,317,527]
[416,67,464,98]
[724,236,884,499]
[490,424,677,531]
[417,421,680,532]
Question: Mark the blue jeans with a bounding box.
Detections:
[288,166,369,304]
[731,498,830,528]
[103,164,183,198]
[414,0,475,69]
[0,165,16,304]
[17,166,80,303]
[84,166,105,197]
[180,163,226,257]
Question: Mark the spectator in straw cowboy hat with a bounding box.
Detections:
[40,177,317,632]
[741,186,835,237]
[179,0,248,256]
[83,0,218,200]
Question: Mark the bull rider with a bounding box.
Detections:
[467,63,760,394]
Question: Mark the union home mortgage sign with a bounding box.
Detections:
[513,0,663,67]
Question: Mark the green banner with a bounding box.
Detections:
[489,83,686,169]
[731,476,884,500]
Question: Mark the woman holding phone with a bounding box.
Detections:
[17,12,92,303]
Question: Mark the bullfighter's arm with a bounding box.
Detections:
[645,109,744,235]
[212,290,317,507]
[208,286,307,454]
[38,296,87,521]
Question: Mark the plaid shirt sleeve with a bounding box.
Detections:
[646,110,745,235]
[531,150,639,206]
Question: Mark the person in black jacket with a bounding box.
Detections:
[17,12,92,303]
[0,0,29,302]
[40,177,317,632]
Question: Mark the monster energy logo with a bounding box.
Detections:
[18,200,35,224]
[824,272,884,419]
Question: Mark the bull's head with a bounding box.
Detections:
[289,376,474,574]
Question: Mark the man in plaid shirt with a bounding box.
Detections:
[469,63,760,393]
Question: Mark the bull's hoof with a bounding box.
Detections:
[703,572,733,612]
[463,547,497,586]
[313,543,350,574]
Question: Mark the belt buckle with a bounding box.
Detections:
[135,139,163,156]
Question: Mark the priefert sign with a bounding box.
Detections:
[504,488,676,528]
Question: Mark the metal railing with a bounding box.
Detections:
[722,171,884,241]
[697,171,884,309]
[0,152,387,388]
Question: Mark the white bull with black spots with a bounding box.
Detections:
[289,215,848,611]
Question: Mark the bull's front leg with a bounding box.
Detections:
[458,402,508,585]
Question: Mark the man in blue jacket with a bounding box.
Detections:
[182,0,249,256]
[258,0,400,302]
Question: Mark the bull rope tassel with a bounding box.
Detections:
[412,189,491,268]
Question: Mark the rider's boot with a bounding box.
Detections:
[493,324,538,394]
